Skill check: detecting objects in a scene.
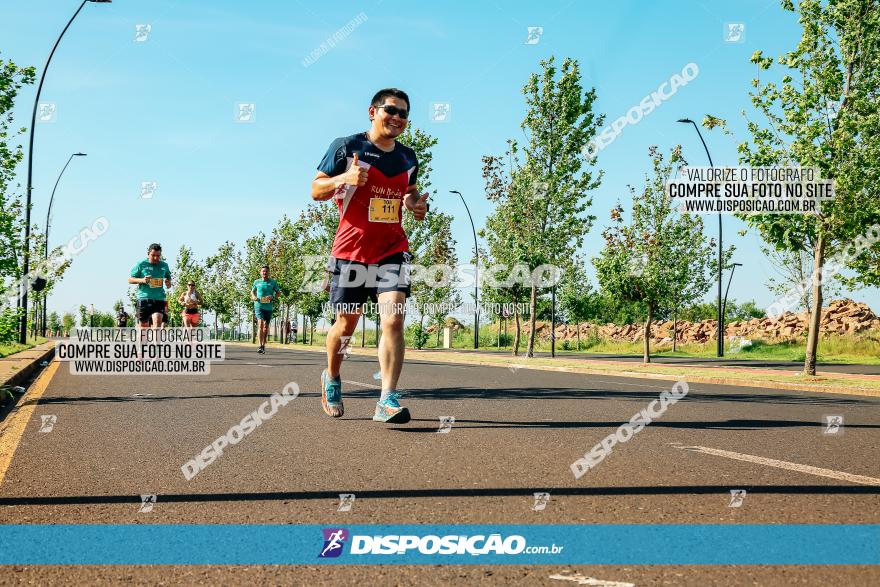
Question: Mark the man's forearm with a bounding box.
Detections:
[312,175,346,201]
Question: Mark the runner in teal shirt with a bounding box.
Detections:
[251,265,281,354]
[127,243,172,327]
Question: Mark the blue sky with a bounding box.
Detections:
[3,0,878,321]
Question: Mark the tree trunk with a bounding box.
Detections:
[643,302,653,364]
[310,319,316,345]
[804,234,826,376]
[526,284,538,357]
[576,321,580,351]
[361,313,366,347]
[513,310,522,356]
[672,308,677,353]
[550,284,556,358]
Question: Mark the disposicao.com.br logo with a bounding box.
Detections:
[318,528,563,558]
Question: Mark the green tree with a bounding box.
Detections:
[397,126,461,341]
[711,0,880,374]
[480,149,532,355]
[594,146,722,363]
[267,217,300,343]
[204,242,240,338]
[30,225,73,333]
[61,312,75,335]
[47,311,60,334]
[557,255,595,351]
[0,54,35,289]
[294,205,334,344]
[484,57,603,357]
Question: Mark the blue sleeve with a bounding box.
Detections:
[407,148,419,187]
[409,159,419,187]
[130,263,142,278]
[317,137,347,177]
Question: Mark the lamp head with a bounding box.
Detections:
[677,118,694,124]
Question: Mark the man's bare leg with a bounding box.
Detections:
[320,310,360,418]
[377,291,406,392]
[326,312,361,378]
[258,320,271,348]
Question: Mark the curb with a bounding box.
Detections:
[0,342,56,390]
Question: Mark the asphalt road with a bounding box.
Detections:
[1,344,878,585]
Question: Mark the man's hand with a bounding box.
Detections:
[341,153,368,187]
[406,192,429,221]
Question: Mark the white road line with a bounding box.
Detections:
[343,380,382,390]
[549,573,635,587]
[676,444,880,486]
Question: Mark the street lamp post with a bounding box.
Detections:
[450,190,479,349]
[19,0,111,344]
[722,262,743,322]
[678,118,724,357]
[41,152,87,336]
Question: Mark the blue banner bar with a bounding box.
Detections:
[0,524,877,565]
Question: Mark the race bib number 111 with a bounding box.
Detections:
[369,198,400,223]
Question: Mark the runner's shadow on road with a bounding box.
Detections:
[377,418,880,432]
[27,392,284,406]
[2,484,878,507]
[384,386,877,406]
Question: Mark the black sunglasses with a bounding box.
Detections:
[376,104,409,119]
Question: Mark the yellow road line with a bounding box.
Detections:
[0,360,59,487]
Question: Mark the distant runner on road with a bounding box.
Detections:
[179,280,202,327]
[310,87,429,424]
[127,243,172,328]
[251,265,281,354]
[116,307,129,328]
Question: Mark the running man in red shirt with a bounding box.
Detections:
[311,88,428,424]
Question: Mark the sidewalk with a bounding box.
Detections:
[0,342,55,389]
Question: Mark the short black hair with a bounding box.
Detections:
[261,264,270,271]
[148,243,162,253]
[371,88,410,112]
